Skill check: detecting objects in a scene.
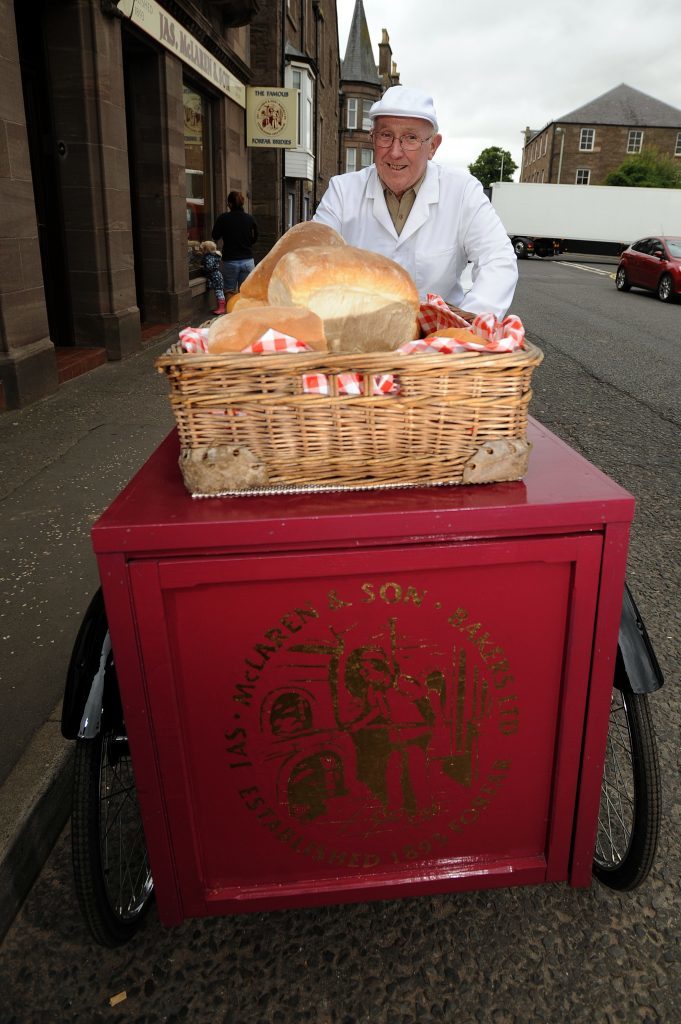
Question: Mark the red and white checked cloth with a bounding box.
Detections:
[240,329,399,395]
[178,326,209,353]
[416,294,525,353]
[302,371,399,396]
[468,312,525,352]
[177,308,525,398]
[417,293,471,336]
[242,329,313,354]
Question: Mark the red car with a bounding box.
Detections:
[616,235,681,302]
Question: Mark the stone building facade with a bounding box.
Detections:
[1,0,261,410]
[1,0,344,411]
[339,0,399,177]
[520,84,681,186]
[249,0,340,260]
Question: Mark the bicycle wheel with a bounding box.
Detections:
[593,681,661,891]
[72,722,154,946]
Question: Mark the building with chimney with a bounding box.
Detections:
[520,84,681,185]
[339,0,399,176]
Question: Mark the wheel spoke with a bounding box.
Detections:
[594,681,660,891]
[98,734,153,919]
[595,690,635,869]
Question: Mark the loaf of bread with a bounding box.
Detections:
[424,327,480,344]
[267,245,420,353]
[228,295,268,312]
[206,305,327,353]
[239,222,346,302]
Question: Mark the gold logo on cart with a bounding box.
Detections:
[227,581,519,867]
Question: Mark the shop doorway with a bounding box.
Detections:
[15,0,74,347]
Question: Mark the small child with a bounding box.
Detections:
[200,240,226,315]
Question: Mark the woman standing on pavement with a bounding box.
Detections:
[211,191,258,305]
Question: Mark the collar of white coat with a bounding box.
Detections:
[368,162,440,246]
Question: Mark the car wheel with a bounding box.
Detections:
[615,267,630,292]
[513,239,528,259]
[657,274,673,302]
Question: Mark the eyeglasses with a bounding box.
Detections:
[371,130,434,151]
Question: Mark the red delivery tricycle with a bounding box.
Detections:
[60,421,663,947]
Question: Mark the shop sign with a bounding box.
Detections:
[115,0,246,107]
[246,87,299,149]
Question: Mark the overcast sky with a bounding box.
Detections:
[336,0,681,177]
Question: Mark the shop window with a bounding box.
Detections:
[184,83,213,278]
[627,130,643,154]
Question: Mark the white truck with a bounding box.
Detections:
[488,181,681,259]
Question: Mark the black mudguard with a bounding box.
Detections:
[61,588,123,738]
[615,583,664,695]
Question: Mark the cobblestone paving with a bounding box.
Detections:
[1,289,679,1024]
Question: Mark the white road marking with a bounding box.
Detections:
[556,261,616,278]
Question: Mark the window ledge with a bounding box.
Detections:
[190,276,208,296]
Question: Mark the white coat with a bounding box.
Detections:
[313,162,518,318]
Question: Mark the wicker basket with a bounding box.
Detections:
[156,341,544,496]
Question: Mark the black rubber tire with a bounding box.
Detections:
[593,686,660,891]
[615,266,630,292]
[657,273,673,302]
[513,239,528,259]
[72,726,154,946]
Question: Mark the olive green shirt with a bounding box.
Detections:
[382,172,426,235]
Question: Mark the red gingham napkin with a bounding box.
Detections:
[417,293,471,336]
[469,313,525,352]
[399,336,468,356]
[302,371,400,396]
[239,330,400,396]
[416,296,525,352]
[179,326,209,353]
[242,329,313,354]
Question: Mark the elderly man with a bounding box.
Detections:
[313,87,517,319]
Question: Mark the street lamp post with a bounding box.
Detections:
[499,150,505,182]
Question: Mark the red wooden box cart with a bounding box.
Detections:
[61,419,662,947]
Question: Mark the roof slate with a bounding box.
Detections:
[557,83,681,127]
[341,0,380,85]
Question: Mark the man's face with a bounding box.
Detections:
[372,116,442,198]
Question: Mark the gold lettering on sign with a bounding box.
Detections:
[233,602,320,703]
[228,581,520,868]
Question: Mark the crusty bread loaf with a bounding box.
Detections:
[239,222,346,302]
[267,245,420,353]
[424,327,480,344]
[206,305,327,353]
[229,295,268,312]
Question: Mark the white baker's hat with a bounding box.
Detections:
[368,86,439,131]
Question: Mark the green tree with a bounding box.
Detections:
[468,146,517,187]
[604,147,681,188]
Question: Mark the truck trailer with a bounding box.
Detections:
[488,182,681,259]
